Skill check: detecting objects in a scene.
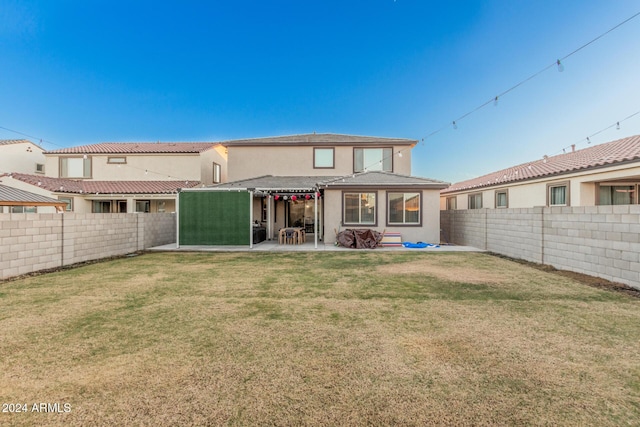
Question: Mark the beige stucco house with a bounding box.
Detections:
[181,133,449,246]
[441,134,640,210]
[1,142,226,213]
[0,139,46,176]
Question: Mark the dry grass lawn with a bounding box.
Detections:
[1,251,639,426]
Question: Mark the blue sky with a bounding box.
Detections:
[1,0,639,183]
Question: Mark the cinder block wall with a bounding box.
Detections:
[441,206,640,289]
[0,213,63,279]
[1,213,176,280]
[487,208,543,264]
[141,213,177,248]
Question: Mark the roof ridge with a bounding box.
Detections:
[442,134,640,193]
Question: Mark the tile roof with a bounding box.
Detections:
[323,171,450,189]
[210,175,339,191]
[207,171,449,191]
[442,134,640,194]
[44,142,216,154]
[221,133,417,147]
[0,139,36,146]
[0,184,66,206]
[3,173,201,195]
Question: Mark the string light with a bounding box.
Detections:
[548,110,640,157]
[411,10,640,156]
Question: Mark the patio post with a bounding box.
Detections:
[314,188,318,249]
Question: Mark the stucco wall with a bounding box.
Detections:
[324,189,441,245]
[227,145,412,182]
[0,213,176,280]
[441,206,640,290]
[441,162,640,210]
[0,142,46,176]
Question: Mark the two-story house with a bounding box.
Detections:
[178,133,449,247]
[3,142,227,213]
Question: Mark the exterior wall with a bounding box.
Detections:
[200,146,228,185]
[0,212,176,280]
[323,189,441,245]
[0,142,46,175]
[441,162,640,209]
[441,206,640,290]
[46,153,205,181]
[228,145,412,181]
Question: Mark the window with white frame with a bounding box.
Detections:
[495,190,508,208]
[548,183,569,206]
[35,163,45,174]
[314,148,335,168]
[469,193,482,209]
[388,192,420,225]
[107,156,127,164]
[60,157,91,178]
[343,192,376,225]
[354,148,392,173]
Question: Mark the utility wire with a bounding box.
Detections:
[361,10,640,173]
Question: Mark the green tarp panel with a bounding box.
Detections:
[179,191,250,245]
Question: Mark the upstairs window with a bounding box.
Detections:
[314,148,335,169]
[107,156,127,164]
[354,148,392,173]
[35,163,45,174]
[213,162,222,183]
[60,157,91,178]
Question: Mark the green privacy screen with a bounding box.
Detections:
[179,191,250,245]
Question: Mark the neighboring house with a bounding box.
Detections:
[2,142,226,213]
[441,134,640,210]
[0,139,47,176]
[0,183,66,213]
[178,133,449,246]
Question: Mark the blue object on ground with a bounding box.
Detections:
[402,242,440,249]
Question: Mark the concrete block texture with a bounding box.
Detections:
[0,212,176,280]
[441,205,640,290]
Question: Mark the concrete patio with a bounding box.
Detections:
[148,240,483,252]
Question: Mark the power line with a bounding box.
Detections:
[0,126,63,148]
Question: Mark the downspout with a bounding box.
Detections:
[314,187,318,249]
[61,212,65,267]
[249,190,254,249]
[267,193,272,240]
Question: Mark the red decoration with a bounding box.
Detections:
[274,194,280,200]
[316,192,321,198]
[291,195,297,201]
[305,194,311,200]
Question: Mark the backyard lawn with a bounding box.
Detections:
[1,252,639,426]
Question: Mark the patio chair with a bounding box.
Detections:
[285,228,297,245]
